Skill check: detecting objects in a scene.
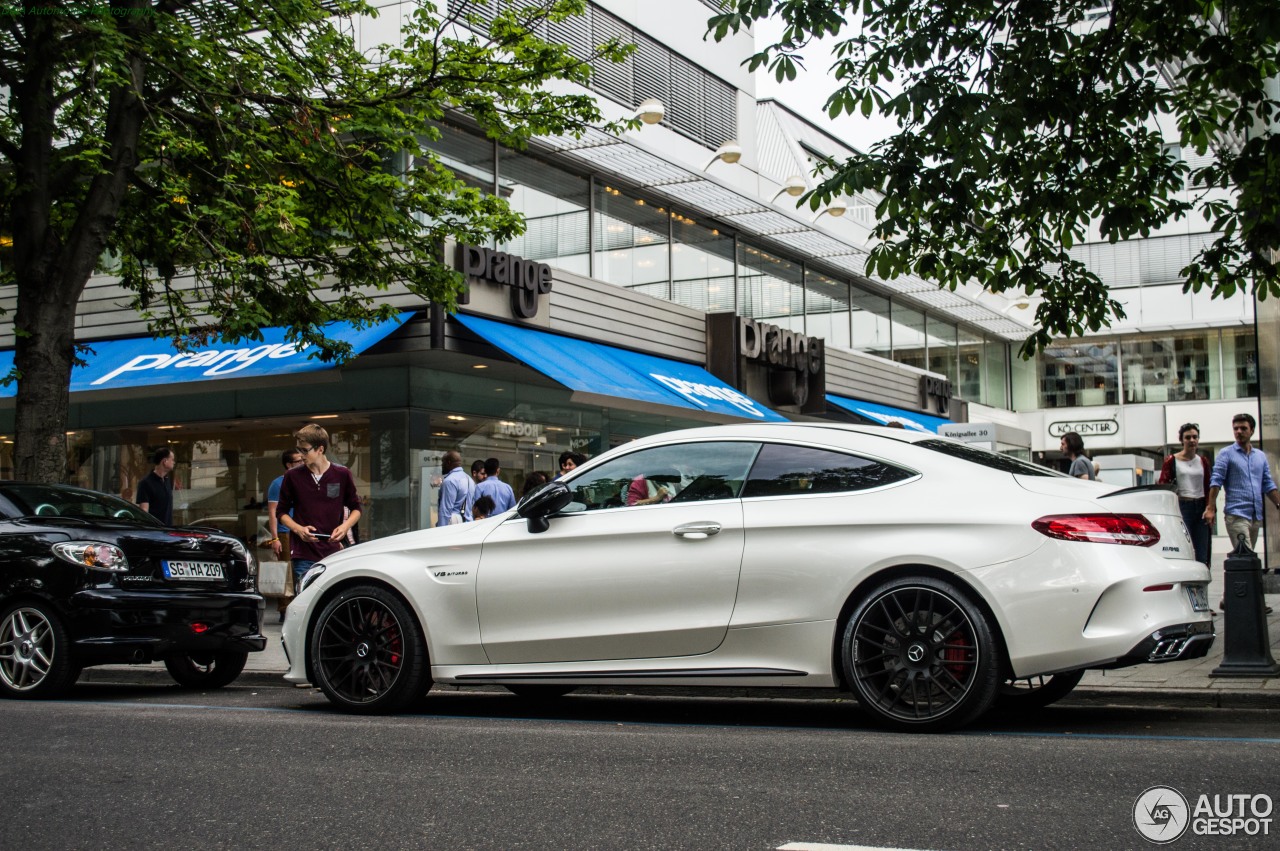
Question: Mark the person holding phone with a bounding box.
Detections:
[276,422,362,594]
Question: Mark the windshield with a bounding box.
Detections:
[914,439,1062,477]
[0,484,163,525]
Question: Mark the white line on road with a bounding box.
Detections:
[778,844,943,851]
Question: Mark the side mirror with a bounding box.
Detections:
[516,481,573,534]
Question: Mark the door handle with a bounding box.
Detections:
[673,521,721,539]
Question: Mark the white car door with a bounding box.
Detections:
[476,441,759,665]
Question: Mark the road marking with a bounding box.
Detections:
[779,844,940,851]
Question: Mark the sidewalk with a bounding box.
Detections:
[84,539,1280,708]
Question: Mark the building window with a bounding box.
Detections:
[593,182,670,297]
[498,148,591,276]
[891,303,926,371]
[1039,339,1119,408]
[448,1,738,149]
[738,242,803,331]
[1119,332,1213,403]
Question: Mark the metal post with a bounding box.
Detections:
[1210,535,1280,677]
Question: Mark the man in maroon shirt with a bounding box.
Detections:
[276,423,362,594]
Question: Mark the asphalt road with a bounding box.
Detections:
[2,682,1278,851]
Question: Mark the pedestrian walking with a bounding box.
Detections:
[1060,431,1095,480]
[1205,412,1279,613]
[265,448,304,622]
[276,423,362,594]
[474,457,517,515]
[135,447,176,524]
[1158,423,1212,566]
[437,450,474,526]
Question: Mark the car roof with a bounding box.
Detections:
[615,421,940,450]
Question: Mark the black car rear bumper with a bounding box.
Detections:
[68,588,267,665]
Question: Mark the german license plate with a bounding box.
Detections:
[162,560,225,580]
[1186,583,1209,612]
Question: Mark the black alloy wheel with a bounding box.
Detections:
[504,684,576,700]
[843,576,1000,732]
[164,651,249,689]
[998,669,1085,710]
[309,585,429,713]
[0,600,82,699]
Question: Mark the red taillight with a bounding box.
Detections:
[1032,514,1161,547]
[191,623,210,634]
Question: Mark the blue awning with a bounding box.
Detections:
[455,313,786,422]
[826,394,950,433]
[0,313,411,398]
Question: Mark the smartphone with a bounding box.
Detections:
[310,532,332,541]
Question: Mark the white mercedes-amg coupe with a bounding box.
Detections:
[282,423,1213,731]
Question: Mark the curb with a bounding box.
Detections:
[80,667,1280,710]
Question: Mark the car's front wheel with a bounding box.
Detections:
[998,669,1085,710]
[0,600,82,699]
[843,576,1000,732]
[309,584,429,714]
[164,651,248,689]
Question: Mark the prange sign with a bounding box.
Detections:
[920,375,953,416]
[0,314,409,397]
[707,313,825,413]
[456,244,552,320]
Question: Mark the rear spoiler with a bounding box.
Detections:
[1098,483,1176,500]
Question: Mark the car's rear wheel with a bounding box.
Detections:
[0,600,81,699]
[164,651,248,689]
[843,576,1000,732]
[505,684,576,700]
[310,584,429,714]
[998,669,1085,710]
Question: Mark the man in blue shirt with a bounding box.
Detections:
[474,457,517,515]
[1206,412,1280,551]
[437,450,474,526]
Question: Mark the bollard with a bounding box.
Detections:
[1210,535,1280,677]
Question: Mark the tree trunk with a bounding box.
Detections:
[12,275,78,483]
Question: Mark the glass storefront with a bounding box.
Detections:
[1021,328,1259,410]
[412,119,1012,406]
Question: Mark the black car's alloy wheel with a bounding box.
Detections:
[310,585,429,713]
[0,601,81,699]
[164,651,249,689]
[998,669,1085,710]
[844,577,1000,732]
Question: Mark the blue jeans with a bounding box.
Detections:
[292,559,316,592]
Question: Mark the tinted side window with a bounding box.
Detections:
[742,444,914,498]
[567,442,760,511]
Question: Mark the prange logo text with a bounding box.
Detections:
[650,374,767,418]
[91,342,310,386]
[458,244,553,320]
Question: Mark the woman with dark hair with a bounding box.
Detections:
[521,470,550,499]
[1059,431,1095,480]
[1159,422,1212,565]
